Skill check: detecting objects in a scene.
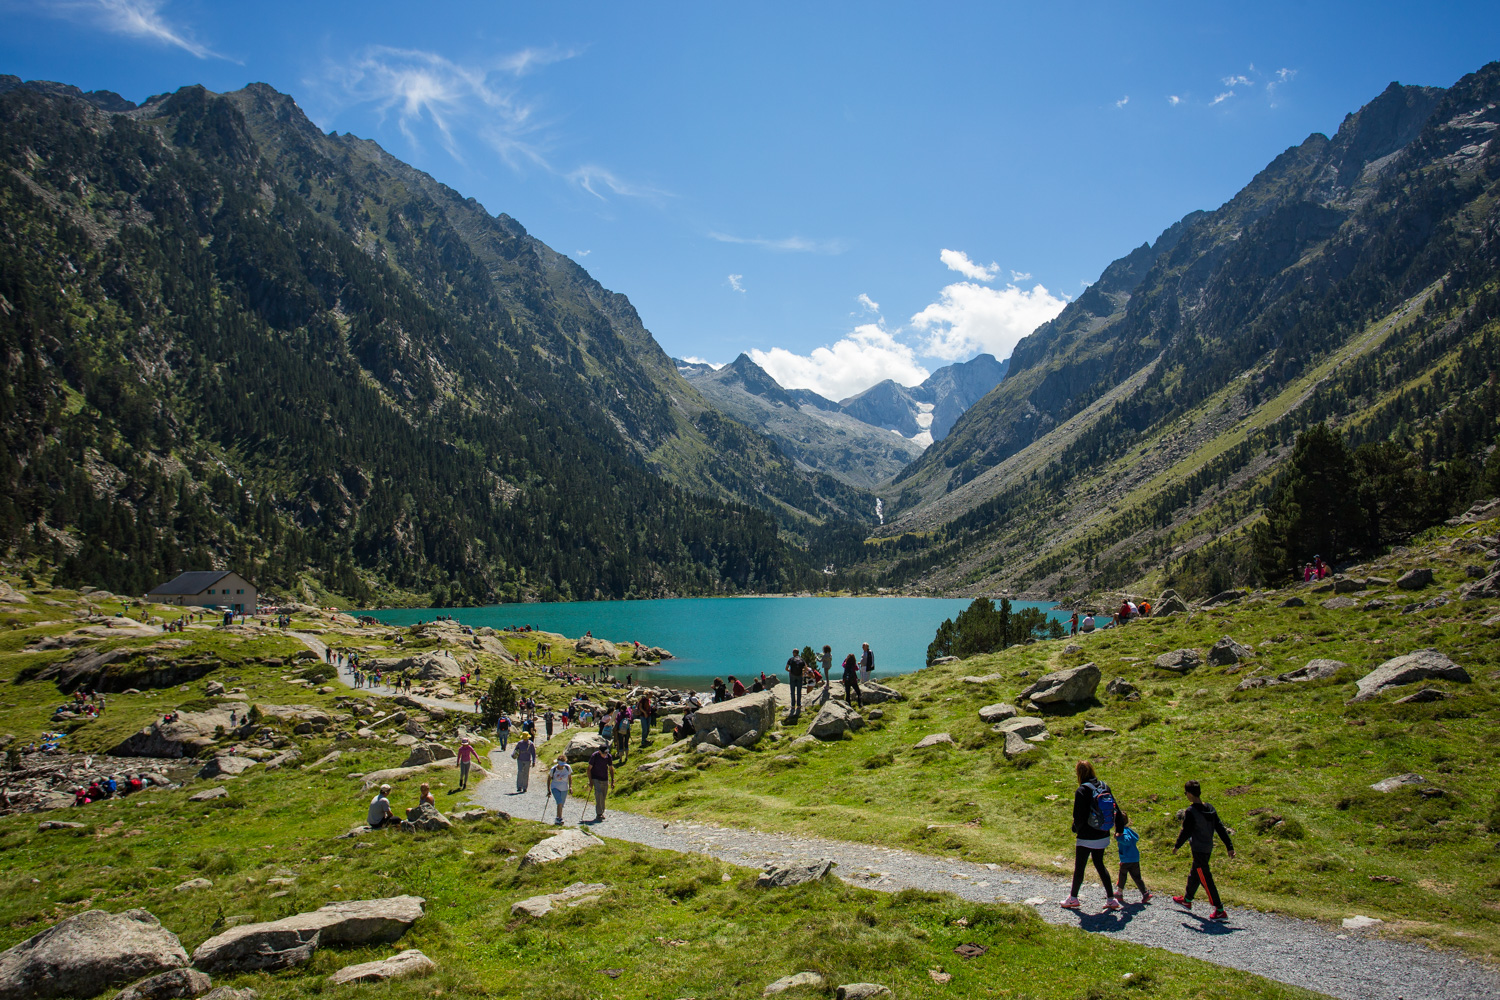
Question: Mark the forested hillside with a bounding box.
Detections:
[0,79,867,605]
[859,63,1500,600]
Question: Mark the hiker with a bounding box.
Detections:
[587,744,615,822]
[1070,611,1079,636]
[368,784,397,828]
[1114,809,1152,902]
[841,653,861,706]
[543,709,555,739]
[860,642,874,685]
[1061,760,1120,910]
[615,709,632,763]
[456,738,475,790]
[819,645,833,691]
[496,713,511,751]
[513,732,537,793]
[548,756,572,826]
[785,649,805,713]
[1172,779,1235,920]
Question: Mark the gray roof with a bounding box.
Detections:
[147,571,235,596]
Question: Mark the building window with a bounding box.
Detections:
[237,589,243,594]
[207,589,214,595]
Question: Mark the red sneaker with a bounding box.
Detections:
[1172,895,1191,910]
[1209,908,1229,921]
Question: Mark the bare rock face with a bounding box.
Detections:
[190,896,425,974]
[807,700,865,740]
[756,860,833,887]
[112,967,212,1000]
[368,651,463,679]
[1351,649,1470,702]
[111,704,249,759]
[1020,663,1100,705]
[510,882,609,918]
[327,949,435,985]
[691,691,778,747]
[1154,649,1201,673]
[520,829,604,868]
[0,908,188,1000]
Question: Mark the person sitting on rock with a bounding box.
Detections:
[728,675,746,698]
[368,783,398,829]
[407,782,436,820]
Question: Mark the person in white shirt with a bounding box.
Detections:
[547,756,573,826]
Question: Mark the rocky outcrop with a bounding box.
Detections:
[1153,589,1189,616]
[1236,659,1346,691]
[1370,773,1426,793]
[1206,636,1255,667]
[807,701,865,740]
[400,743,456,767]
[563,731,610,762]
[1002,731,1034,759]
[1154,649,1201,673]
[756,860,833,887]
[912,733,954,749]
[109,704,247,759]
[520,829,604,868]
[1460,571,1500,600]
[574,637,620,660]
[977,702,1017,723]
[1396,568,1433,590]
[510,882,609,918]
[328,949,435,985]
[995,716,1047,739]
[1019,663,1100,705]
[400,802,452,832]
[856,681,903,704]
[190,896,425,973]
[0,909,188,1000]
[112,968,211,1000]
[1351,649,1470,702]
[197,756,255,780]
[691,691,777,747]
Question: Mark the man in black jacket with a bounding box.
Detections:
[1172,779,1235,920]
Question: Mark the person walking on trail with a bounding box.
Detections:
[785,648,805,714]
[512,732,537,794]
[547,756,573,826]
[543,709,555,740]
[859,642,875,685]
[1061,760,1121,910]
[1114,809,1152,903]
[841,653,861,706]
[1172,779,1235,920]
[587,745,615,822]
[456,738,475,790]
[496,713,511,751]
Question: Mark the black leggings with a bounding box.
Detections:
[1071,845,1115,898]
[1184,851,1222,908]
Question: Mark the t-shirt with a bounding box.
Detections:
[549,762,573,791]
[367,794,393,827]
[786,656,804,677]
[1117,826,1141,864]
[588,749,614,781]
[457,744,474,763]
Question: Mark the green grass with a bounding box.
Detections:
[612,527,1500,958]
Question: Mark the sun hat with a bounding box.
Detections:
[380,783,392,793]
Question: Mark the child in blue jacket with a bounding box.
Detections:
[1114,809,1152,903]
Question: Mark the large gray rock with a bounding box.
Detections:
[995,716,1047,739]
[756,860,833,887]
[400,802,452,832]
[327,949,435,985]
[856,681,904,704]
[1019,663,1100,705]
[1002,731,1034,759]
[1371,773,1425,793]
[113,968,211,1000]
[836,984,892,1000]
[764,972,826,996]
[1321,596,1359,610]
[197,756,255,780]
[574,636,620,659]
[807,701,865,740]
[400,743,456,767]
[1238,659,1347,691]
[977,703,1017,723]
[691,691,777,747]
[510,882,609,918]
[1460,571,1500,600]
[1396,568,1433,590]
[912,733,954,749]
[110,704,249,759]
[1153,591,1189,616]
[0,909,188,1000]
[519,829,604,868]
[563,731,611,762]
[1207,636,1255,667]
[1351,649,1470,702]
[1154,649,1201,673]
[190,896,425,973]
[367,651,463,679]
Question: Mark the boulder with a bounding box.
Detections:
[1333,576,1365,594]
[367,652,462,679]
[110,703,250,759]
[1396,568,1434,590]
[1104,677,1138,699]
[930,656,960,665]
[995,716,1047,739]
[1200,589,1246,607]
[912,733,954,749]
[1321,597,1359,610]
[1351,649,1470,702]
[807,701,865,740]
[977,703,1017,723]
[265,750,301,771]
[563,732,611,762]
[856,681,904,704]
[1370,773,1425,793]
[1083,721,1116,736]
[1395,687,1452,704]
[765,972,826,996]
[756,860,833,887]
[1153,591,1189,616]
[112,968,212,1000]
[836,984,892,1000]
[1281,659,1346,684]
[203,681,225,697]
[400,802,452,832]
[197,757,255,780]
[520,829,604,868]
[1002,731,1034,759]
[327,949,435,985]
[400,743,456,768]
[1279,596,1305,608]
[510,882,609,918]
[174,879,212,893]
[1207,636,1255,667]
[690,691,777,747]
[1154,649,1201,673]
[960,673,1003,684]
[574,637,620,660]
[1460,571,1500,600]
[732,729,762,749]
[0,909,188,1000]
[1019,663,1100,705]
[190,896,425,973]
[189,787,228,803]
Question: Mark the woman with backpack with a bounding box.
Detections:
[1061,760,1121,911]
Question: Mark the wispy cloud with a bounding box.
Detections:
[568,164,670,203]
[1010,269,1032,283]
[708,232,847,254]
[940,248,999,282]
[497,45,579,77]
[1211,91,1235,106]
[1168,94,1182,106]
[1266,67,1297,105]
[1115,95,1130,108]
[727,274,745,293]
[575,249,591,257]
[1222,74,1253,87]
[37,0,227,60]
[856,292,880,314]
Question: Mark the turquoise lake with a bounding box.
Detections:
[363,597,1061,691]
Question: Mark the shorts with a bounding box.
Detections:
[551,786,568,805]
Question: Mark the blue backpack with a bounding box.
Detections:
[1086,780,1116,832]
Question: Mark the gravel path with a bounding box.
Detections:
[472,746,1496,1000]
[291,631,478,714]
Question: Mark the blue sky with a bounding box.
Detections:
[4,2,1497,400]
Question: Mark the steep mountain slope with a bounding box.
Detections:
[679,354,923,489]
[860,64,1500,599]
[0,79,866,603]
[840,354,1007,445]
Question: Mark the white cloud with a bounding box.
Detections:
[727,274,745,293]
[750,325,930,401]
[939,248,999,282]
[1010,269,1032,282]
[38,0,225,59]
[1168,94,1182,106]
[1222,74,1253,87]
[1115,95,1130,108]
[1211,91,1235,106]
[575,249,591,257]
[497,46,578,77]
[708,231,846,254]
[856,293,880,314]
[680,356,723,369]
[1266,67,1297,104]
[568,164,669,203]
[911,279,1069,361]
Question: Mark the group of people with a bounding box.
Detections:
[1064,761,1235,920]
[1065,601,1151,635]
[780,642,875,712]
[1301,556,1331,582]
[53,688,106,721]
[73,772,158,807]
